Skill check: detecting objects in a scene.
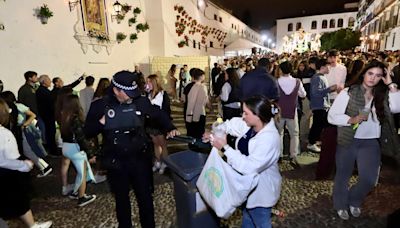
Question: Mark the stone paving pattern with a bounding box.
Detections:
[5,101,400,228]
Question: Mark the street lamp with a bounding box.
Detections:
[111,1,122,23]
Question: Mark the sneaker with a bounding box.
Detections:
[349,206,361,217]
[37,166,53,178]
[337,210,349,220]
[94,174,107,184]
[78,194,96,207]
[31,221,53,228]
[158,162,167,175]
[68,191,79,200]
[290,158,300,169]
[307,144,321,152]
[152,161,161,172]
[62,184,74,196]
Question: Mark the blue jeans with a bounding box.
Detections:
[242,207,272,228]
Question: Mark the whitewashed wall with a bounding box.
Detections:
[0,0,263,95]
[0,0,151,94]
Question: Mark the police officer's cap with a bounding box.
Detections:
[111,71,140,98]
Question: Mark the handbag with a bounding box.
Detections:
[196,148,259,219]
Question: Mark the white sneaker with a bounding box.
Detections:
[62,184,74,196]
[94,174,107,184]
[307,144,321,152]
[152,161,161,172]
[349,206,361,217]
[37,166,53,178]
[31,221,52,228]
[158,162,167,175]
[337,210,349,220]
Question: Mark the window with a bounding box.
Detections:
[329,19,335,28]
[219,17,222,23]
[214,14,218,20]
[393,33,396,47]
[210,41,214,48]
[198,42,201,50]
[322,20,328,29]
[296,22,302,31]
[338,18,343,28]
[311,21,317,29]
[193,40,196,48]
[288,23,293,32]
[348,17,355,27]
[232,24,234,29]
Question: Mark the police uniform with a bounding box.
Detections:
[84,71,176,228]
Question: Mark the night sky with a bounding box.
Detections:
[214,0,357,30]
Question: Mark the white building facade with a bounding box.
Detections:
[0,0,263,94]
[276,12,357,53]
[356,0,400,51]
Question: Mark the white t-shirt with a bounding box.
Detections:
[326,64,347,100]
[0,126,30,171]
[149,91,164,109]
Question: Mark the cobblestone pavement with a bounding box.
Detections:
[5,101,400,227]
[5,153,400,228]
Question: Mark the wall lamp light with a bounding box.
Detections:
[69,0,80,12]
[110,1,122,22]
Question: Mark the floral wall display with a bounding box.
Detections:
[114,4,149,44]
[173,4,227,48]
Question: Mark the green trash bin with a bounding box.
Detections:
[164,150,219,228]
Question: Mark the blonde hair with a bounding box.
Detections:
[147,74,163,98]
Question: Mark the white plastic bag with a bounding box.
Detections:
[196,148,259,219]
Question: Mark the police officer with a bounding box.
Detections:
[85,71,179,228]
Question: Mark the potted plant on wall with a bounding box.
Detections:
[37,4,54,24]
[116,32,127,43]
[128,17,136,27]
[130,33,138,43]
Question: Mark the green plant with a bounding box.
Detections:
[136,23,149,32]
[320,28,361,51]
[130,33,138,43]
[38,4,53,18]
[116,32,127,43]
[117,14,125,21]
[121,4,132,14]
[133,7,141,15]
[128,17,136,26]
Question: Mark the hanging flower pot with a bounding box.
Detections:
[40,17,49,24]
[37,4,53,24]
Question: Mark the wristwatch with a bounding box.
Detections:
[220,145,230,153]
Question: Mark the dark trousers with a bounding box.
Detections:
[186,115,206,139]
[43,118,57,155]
[316,127,337,179]
[222,106,241,121]
[308,109,328,144]
[333,139,380,210]
[107,156,155,228]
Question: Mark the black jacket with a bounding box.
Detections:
[238,67,279,101]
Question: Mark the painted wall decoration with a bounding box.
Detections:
[173,4,227,48]
[82,0,108,36]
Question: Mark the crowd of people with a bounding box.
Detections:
[0,48,400,227]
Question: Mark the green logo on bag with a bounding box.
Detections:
[205,167,224,198]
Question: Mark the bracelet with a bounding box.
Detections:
[387,82,395,86]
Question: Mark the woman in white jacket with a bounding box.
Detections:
[328,60,400,220]
[205,95,282,228]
